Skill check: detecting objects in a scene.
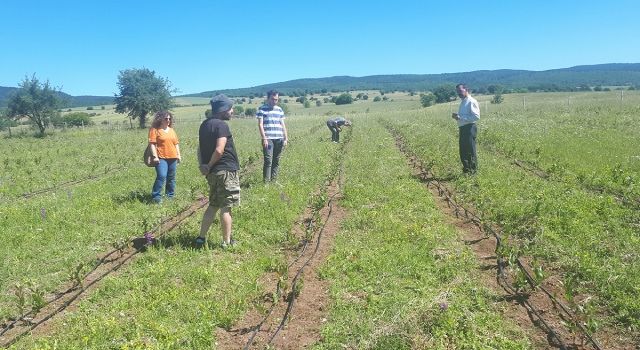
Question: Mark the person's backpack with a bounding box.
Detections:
[144,129,159,167]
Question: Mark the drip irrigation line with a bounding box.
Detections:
[386,125,603,350]
[243,132,349,349]
[17,166,126,199]
[510,154,639,209]
[0,198,208,347]
[267,193,338,347]
[2,147,264,346]
[429,174,604,350]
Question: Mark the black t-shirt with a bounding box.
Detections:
[199,118,239,172]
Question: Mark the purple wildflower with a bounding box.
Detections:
[144,232,155,245]
[40,207,46,221]
[439,302,448,311]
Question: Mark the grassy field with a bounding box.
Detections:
[1,90,638,348]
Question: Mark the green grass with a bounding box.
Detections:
[383,91,640,334]
[314,115,531,349]
[3,90,639,348]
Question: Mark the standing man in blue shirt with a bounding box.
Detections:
[452,83,480,174]
[257,90,288,182]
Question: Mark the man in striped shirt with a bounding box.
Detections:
[257,90,289,182]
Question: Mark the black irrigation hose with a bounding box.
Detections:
[512,159,640,209]
[0,198,208,347]
[432,174,605,350]
[0,247,123,338]
[386,124,604,350]
[1,248,142,348]
[243,130,349,350]
[16,165,127,199]
[430,178,570,350]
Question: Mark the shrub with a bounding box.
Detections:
[244,107,257,117]
[373,96,382,102]
[420,93,436,107]
[334,93,353,105]
[52,112,94,127]
[433,85,457,103]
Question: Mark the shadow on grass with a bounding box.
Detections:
[155,234,198,250]
[130,233,203,252]
[113,190,154,204]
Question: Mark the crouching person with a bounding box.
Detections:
[326,116,351,143]
[195,94,240,249]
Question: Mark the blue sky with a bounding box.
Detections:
[1,0,639,96]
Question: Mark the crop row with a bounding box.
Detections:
[382,96,640,338]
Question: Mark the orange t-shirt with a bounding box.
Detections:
[149,127,179,159]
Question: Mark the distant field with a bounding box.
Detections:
[1,90,639,349]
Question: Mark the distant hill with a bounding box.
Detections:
[0,87,113,108]
[184,63,640,97]
[2,63,638,108]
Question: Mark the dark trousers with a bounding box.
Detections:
[327,122,340,142]
[263,138,284,182]
[458,123,478,173]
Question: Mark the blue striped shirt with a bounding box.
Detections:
[256,104,286,139]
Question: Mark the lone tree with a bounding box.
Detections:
[7,75,62,137]
[114,68,173,128]
[432,85,457,103]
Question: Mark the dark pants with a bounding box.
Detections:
[263,139,284,182]
[459,123,478,174]
[327,121,340,142]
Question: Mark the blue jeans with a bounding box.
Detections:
[152,158,177,202]
[263,139,284,182]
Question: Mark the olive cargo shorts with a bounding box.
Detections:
[207,170,240,208]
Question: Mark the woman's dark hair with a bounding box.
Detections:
[151,111,174,128]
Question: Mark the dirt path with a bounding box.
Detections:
[215,176,347,350]
[215,135,351,350]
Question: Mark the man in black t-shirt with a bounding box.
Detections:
[195,94,240,249]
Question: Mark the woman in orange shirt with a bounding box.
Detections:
[148,111,181,203]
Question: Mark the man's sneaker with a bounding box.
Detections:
[194,236,206,248]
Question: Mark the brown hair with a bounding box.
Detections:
[151,111,174,128]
